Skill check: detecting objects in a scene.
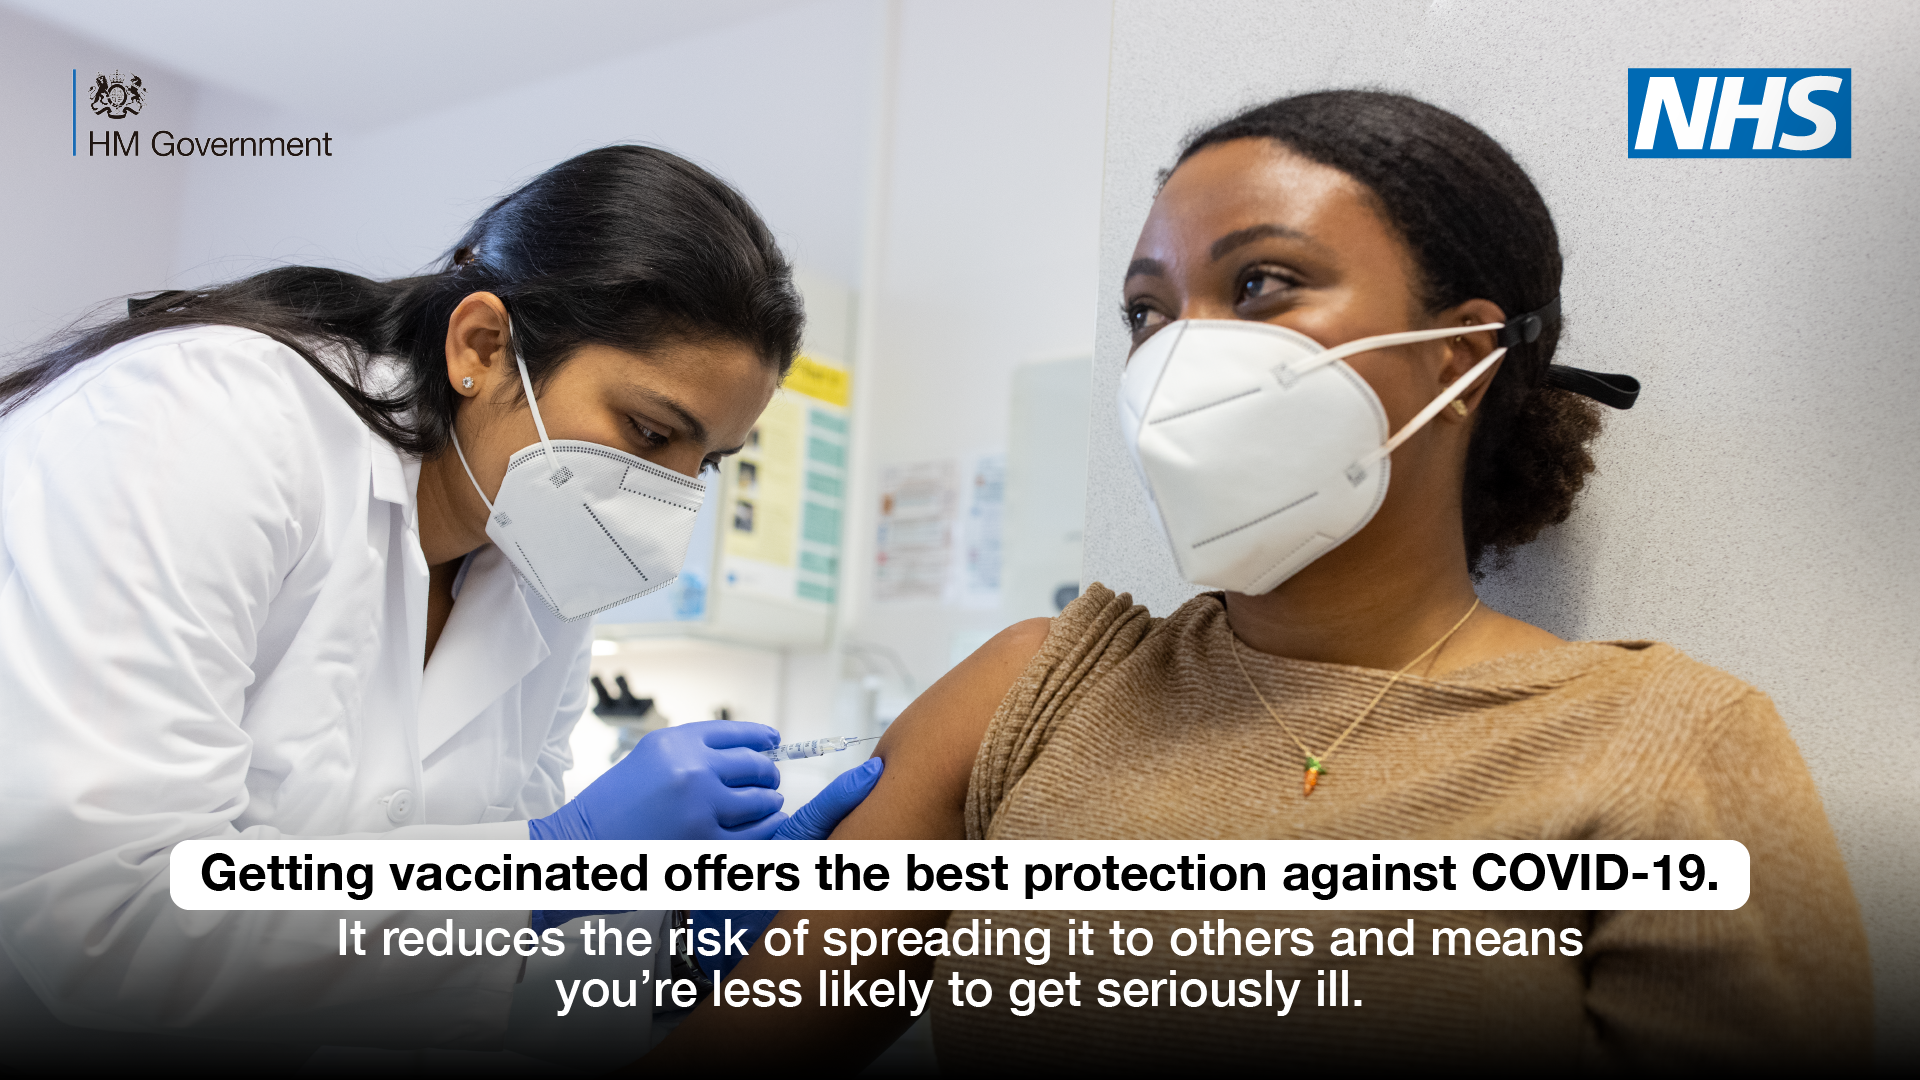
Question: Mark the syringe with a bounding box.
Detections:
[760,736,879,762]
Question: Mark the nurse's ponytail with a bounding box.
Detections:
[0,146,804,457]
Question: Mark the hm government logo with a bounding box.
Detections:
[74,66,335,160]
[1628,68,1851,158]
[89,70,145,120]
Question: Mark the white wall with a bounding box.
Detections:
[3,0,809,132]
[161,0,882,288]
[1087,0,1919,1057]
[0,1,870,348]
[0,9,196,352]
[838,0,1113,691]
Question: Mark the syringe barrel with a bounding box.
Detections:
[763,740,822,761]
[761,735,873,760]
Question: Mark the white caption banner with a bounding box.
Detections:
[169,840,1748,912]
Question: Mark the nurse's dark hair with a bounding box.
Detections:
[0,145,804,456]
[1176,90,1602,575]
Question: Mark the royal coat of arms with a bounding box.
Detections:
[90,71,145,120]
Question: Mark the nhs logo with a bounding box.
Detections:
[1628,68,1850,158]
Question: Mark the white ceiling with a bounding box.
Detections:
[5,0,812,128]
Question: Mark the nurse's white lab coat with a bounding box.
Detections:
[0,326,628,1049]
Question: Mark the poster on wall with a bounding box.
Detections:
[949,452,1006,608]
[873,453,1007,606]
[873,459,958,602]
[718,354,850,607]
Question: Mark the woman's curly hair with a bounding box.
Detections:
[1177,90,1602,574]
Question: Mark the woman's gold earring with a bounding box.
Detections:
[1450,400,1469,418]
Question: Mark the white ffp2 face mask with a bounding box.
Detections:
[1117,319,1509,596]
[451,336,706,622]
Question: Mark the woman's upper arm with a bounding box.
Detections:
[831,617,1052,841]
[637,619,1052,1072]
[1583,690,1873,1068]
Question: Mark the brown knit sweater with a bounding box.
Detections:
[931,584,1871,1071]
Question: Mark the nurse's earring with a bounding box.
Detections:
[461,377,474,391]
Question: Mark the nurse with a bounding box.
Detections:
[0,145,875,1062]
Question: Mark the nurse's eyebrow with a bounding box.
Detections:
[1210,223,1311,261]
[1125,257,1167,280]
[632,389,708,445]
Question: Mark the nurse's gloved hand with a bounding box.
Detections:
[529,720,784,841]
[770,756,883,840]
[696,757,884,978]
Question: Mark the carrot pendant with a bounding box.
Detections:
[1303,756,1326,797]
[1242,600,1481,804]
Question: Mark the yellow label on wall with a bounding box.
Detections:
[718,356,850,607]
[784,354,851,407]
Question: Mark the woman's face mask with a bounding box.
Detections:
[1118,319,1508,595]
[453,332,706,622]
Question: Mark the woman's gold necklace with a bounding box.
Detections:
[1231,598,1481,797]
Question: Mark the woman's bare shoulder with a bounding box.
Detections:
[830,618,1052,841]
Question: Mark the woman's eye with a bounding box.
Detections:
[1124,302,1167,335]
[1238,269,1293,304]
[629,418,668,447]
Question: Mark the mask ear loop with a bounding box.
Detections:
[1276,321,1507,383]
[1345,344,1508,485]
[451,431,493,513]
[502,315,563,478]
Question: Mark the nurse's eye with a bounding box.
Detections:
[1237,267,1298,306]
[1122,301,1168,336]
[627,418,669,449]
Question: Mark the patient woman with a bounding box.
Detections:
[643,91,1871,1071]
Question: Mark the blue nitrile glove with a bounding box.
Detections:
[771,755,883,840]
[529,719,785,842]
[698,756,884,977]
